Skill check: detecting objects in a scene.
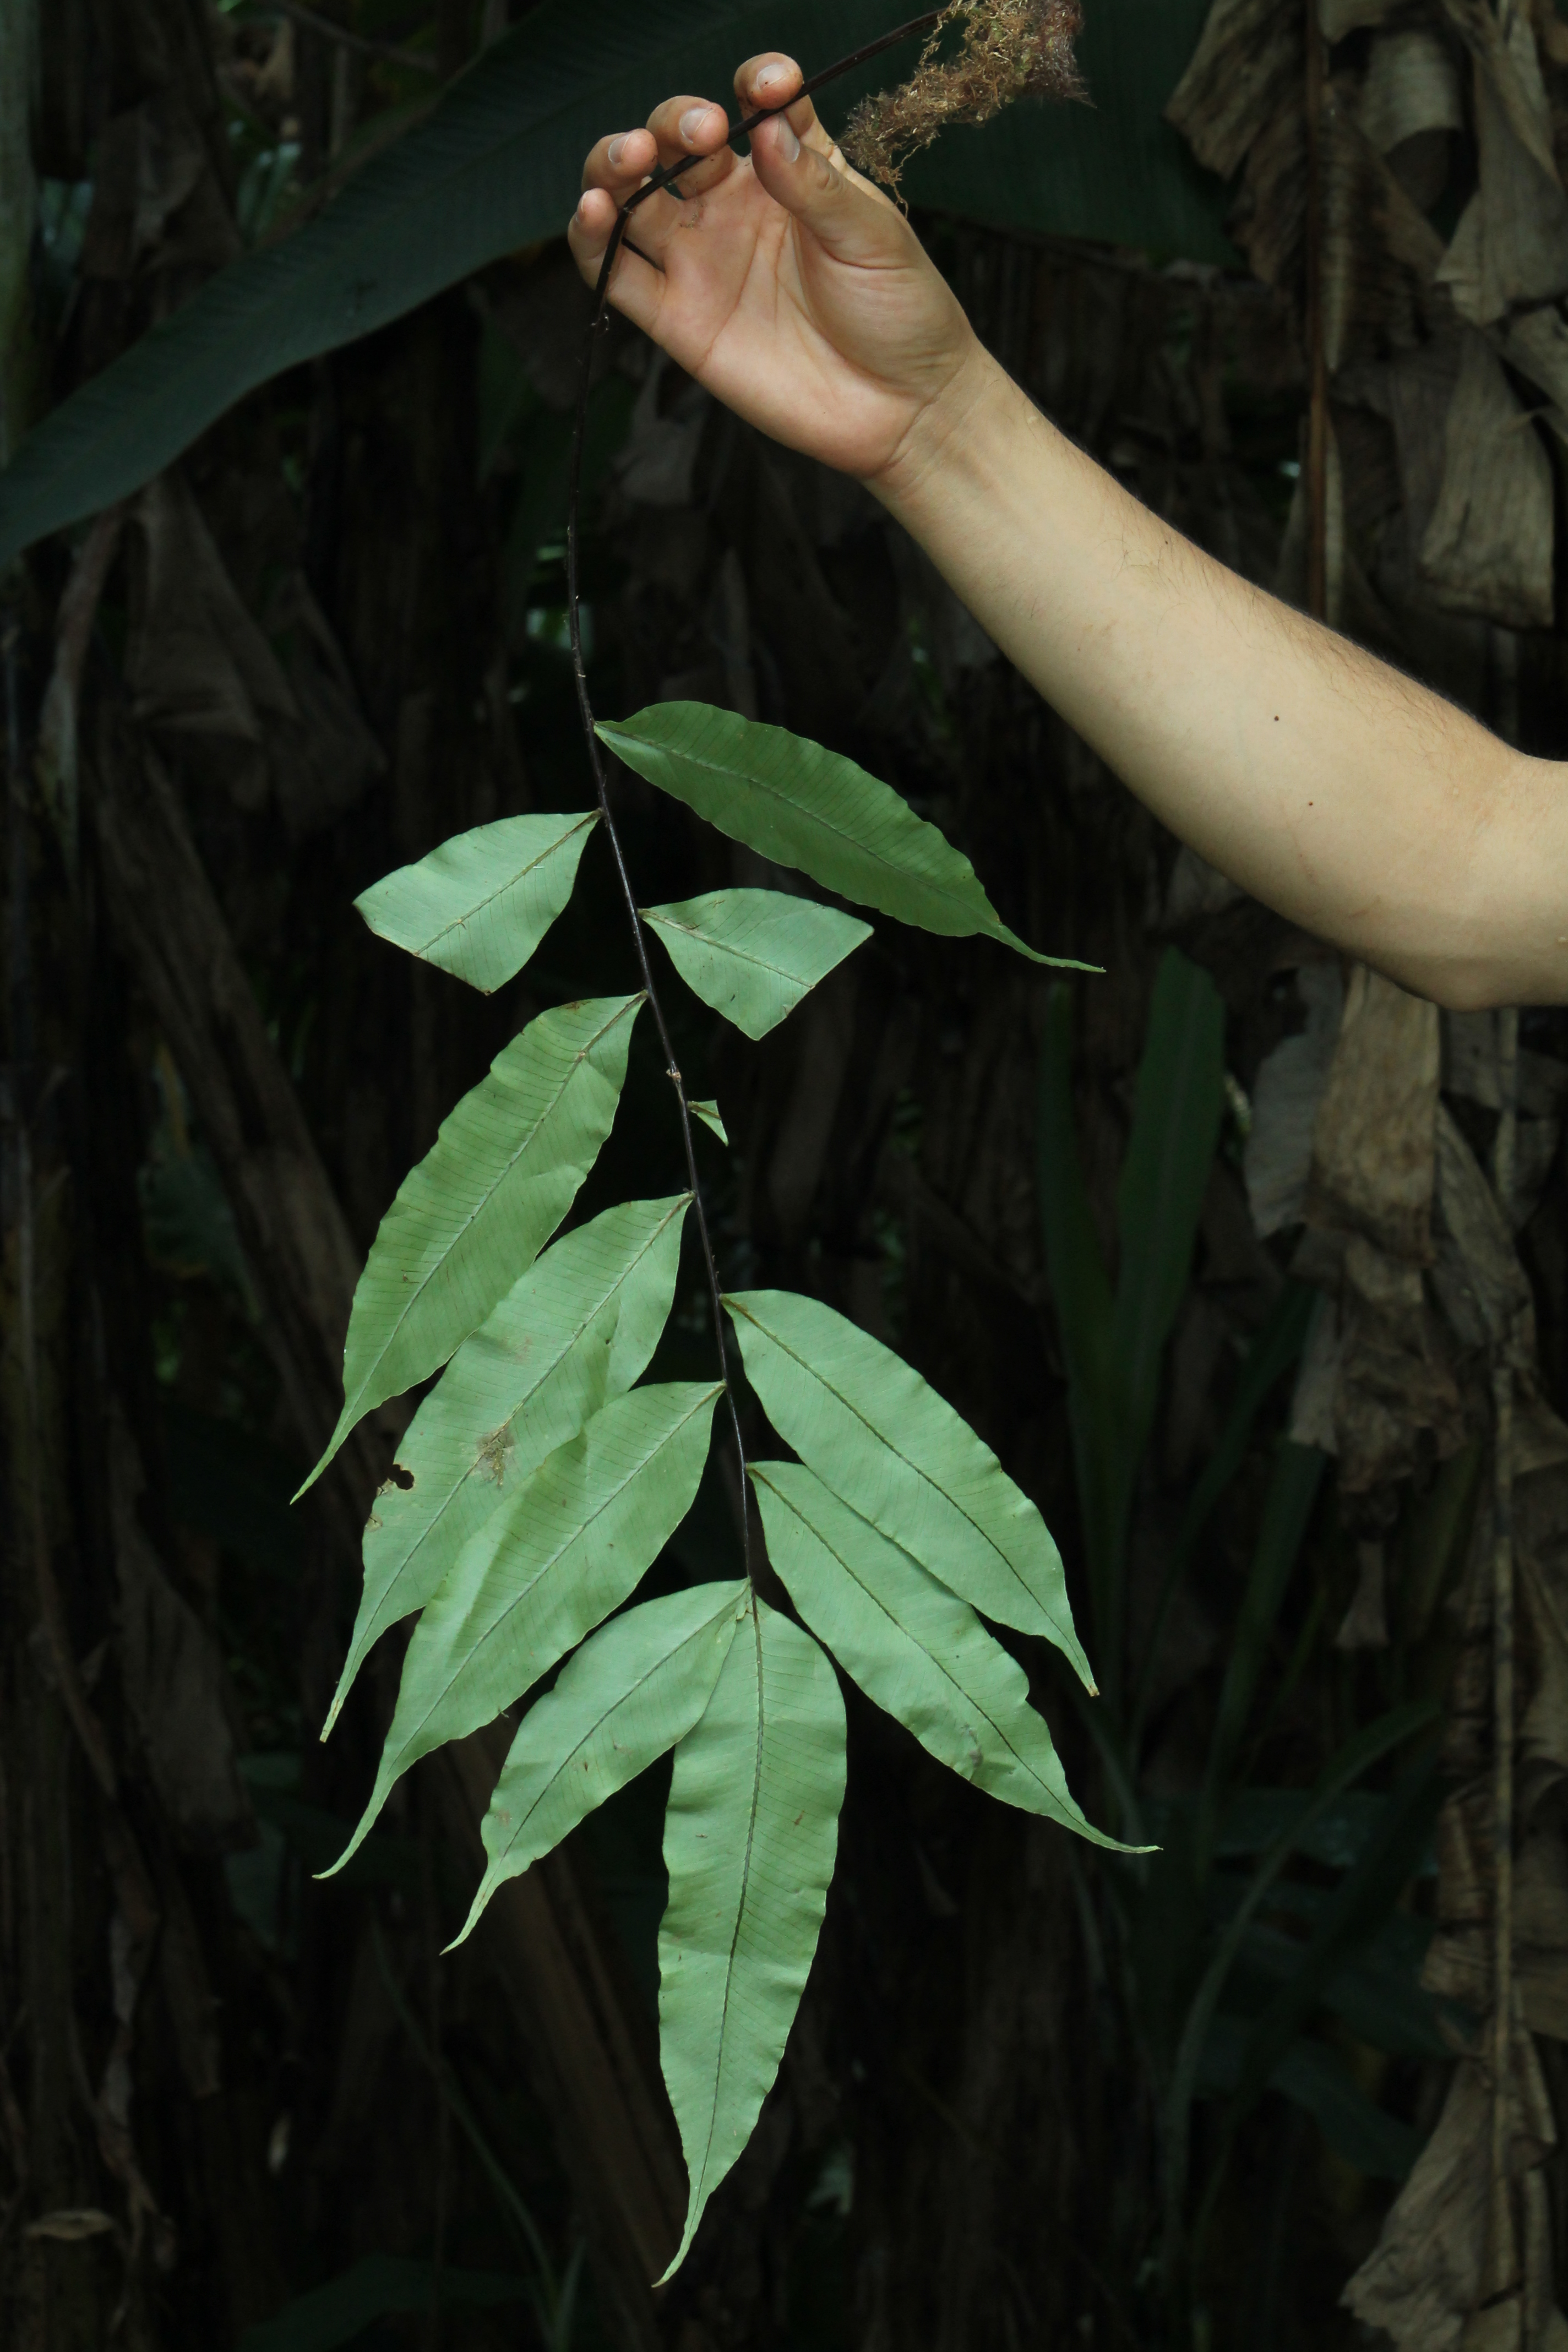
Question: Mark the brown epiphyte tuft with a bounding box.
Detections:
[841,0,1085,192]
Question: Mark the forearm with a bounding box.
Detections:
[874,348,1568,1010]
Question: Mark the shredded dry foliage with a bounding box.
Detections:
[842,0,1085,191]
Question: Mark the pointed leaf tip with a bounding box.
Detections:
[344,1379,724,1861]
[322,993,641,1463]
[327,1193,691,1734]
[453,1581,747,1948]
[725,1287,1095,1689]
[601,703,1074,963]
[751,1462,1132,1852]
[657,1599,845,2277]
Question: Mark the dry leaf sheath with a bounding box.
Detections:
[842,0,1085,190]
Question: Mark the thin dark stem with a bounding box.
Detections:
[564,14,940,1584]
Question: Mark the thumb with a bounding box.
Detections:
[748,114,906,268]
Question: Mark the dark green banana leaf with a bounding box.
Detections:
[1037,945,1225,1712]
[0,0,1231,569]
[238,2256,527,2352]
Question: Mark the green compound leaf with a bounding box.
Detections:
[725,1288,1093,1688]
[302,994,641,1493]
[600,705,1095,970]
[658,1597,844,2279]
[328,1193,689,1736]
[688,1098,728,1145]
[452,1581,747,1947]
[326,1379,722,1874]
[752,1463,1134,1850]
[641,889,871,1039]
[356,812,598,994]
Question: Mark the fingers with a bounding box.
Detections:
[643,94,734,196]
[733,53,829,151]
[575,100,731,276]
[580,125,657,197]
[567,186,665,329]
[746,106,906,266]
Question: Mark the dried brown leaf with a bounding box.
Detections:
[1359,25,1466,156]
[1322,90,1449,367]
[1518,1494,1568,1779]
[1320,0,1401,40]
[1418,328,1554,630]
[1441,0,1562,181]
[1498,306,1568,443]
[1335,1537,1390,1647]
[1225,85,1308,290]
[1164,0,1300,181]
[1344,2045,1562,2350]
[1335,1269,1466,1492]
[1444,1012,1568,1121]
[126,472,297,810]
[1244,963,1345,1237]
[1306,964,1440,1264]
[1432,1103,1532,1352]
[1436,3,1568,324]
[1288,1292,1346,1451]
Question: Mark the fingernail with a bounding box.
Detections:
[756,62,791,92]
[774,117,799,161]
[607,133,629,167]
[679,106,711,145]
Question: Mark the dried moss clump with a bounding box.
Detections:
[842,0,1085,191]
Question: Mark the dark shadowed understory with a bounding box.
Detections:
[3,3,1568,2348]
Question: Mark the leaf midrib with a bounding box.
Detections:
[687,1602,768,2225]
[731,1300,1076,1652]
[608,718,986,930]
[366,1199,685,1647]
[356,995,638,1409]
[490,1594,739,1869]
[645,908,829,989]
[396,1384,721,1761]
[413,813,596,961]
[758,1471,1071,1816]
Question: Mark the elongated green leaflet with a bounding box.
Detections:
[328,1194,689,1734]
[356,813,598,993]
[689,1098,728,1145]
[658,1598,845,2278]
[326,1380,722,1873]
[601,705,1095,970]
[641,888,871,1039]
[753,1464,1133,1849]
[726,1288,1094,1687]
[301,994,641,1492]
[453,1582,748,1947]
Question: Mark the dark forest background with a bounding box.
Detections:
[4,1,1568,2346]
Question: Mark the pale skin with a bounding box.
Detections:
[570,56,1568,1012]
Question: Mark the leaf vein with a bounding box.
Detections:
[397,1384,719,1757]
[416,813,597,957]
[372,995,639,1385]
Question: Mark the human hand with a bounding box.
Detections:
[567,53,987,491]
